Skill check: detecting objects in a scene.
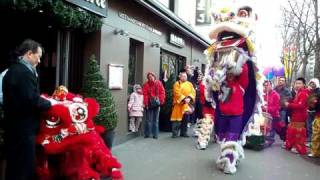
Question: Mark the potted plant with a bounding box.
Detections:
[83,55,118,149]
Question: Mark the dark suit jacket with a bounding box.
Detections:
[3,61,51,135]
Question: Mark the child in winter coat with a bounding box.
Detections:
[128,84,144,132]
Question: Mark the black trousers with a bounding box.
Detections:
[172,114,190,136]
[4,133,36,180]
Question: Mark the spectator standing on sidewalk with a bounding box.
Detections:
[193,70,204,122]
[128,84,144,133]
[170,70,195,138]
[275,77,292,126]
[262,80,285,146]
[142,72,165,139]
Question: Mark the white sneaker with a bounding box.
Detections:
[306,142,311,148]
[291,148,298,154]
[308,153,314,157]
[308,153,320,158]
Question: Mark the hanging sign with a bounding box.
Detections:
[195,0,211,25]
[65,0,107,17]
[169,33,185,48]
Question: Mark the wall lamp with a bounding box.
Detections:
[151,42,161,48]
[114,29,129,36]
[193,59,200,63]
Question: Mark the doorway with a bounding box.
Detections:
[128,39,144,94]
[0,9,57,94]
[0,8,84,94]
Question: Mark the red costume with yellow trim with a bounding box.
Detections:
[285,88,309,154]
[36,86,123,180]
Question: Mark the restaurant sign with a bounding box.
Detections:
[65,0,107,17]
[169,33,185,48]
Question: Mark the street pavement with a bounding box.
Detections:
[112,132,320,180]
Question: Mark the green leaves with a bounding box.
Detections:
[83,55,118,130]
[5,0,103,33]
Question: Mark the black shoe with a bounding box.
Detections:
[180,134,189,138]
[144,135,150,138]
[153,136,158,139]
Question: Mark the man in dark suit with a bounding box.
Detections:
[3,39,52,180]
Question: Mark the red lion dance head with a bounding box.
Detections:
[36,86,123,180]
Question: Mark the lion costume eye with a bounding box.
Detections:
[46,117,61,128]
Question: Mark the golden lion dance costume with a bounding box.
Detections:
[308,92,320,157]
[36,86,123,180]
[204,6,265,174]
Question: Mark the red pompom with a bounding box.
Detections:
[111,169,123,180]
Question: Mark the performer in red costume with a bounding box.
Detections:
[284,78,309,154]
[36,86,123,180]
[217,63,249,140]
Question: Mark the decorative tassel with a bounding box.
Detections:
[246,38,255,54]
[206,44,216,57]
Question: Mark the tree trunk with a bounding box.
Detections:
[301,61,308,78]
[314,0,320,79]
[315,47,320,79]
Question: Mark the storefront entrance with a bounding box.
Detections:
[0,8,85,94]
[159,49,186,132]
[160,50,186,81]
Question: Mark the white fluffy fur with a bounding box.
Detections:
[216,148,238,174]
[228,52,249,75]
[209,22,251,40]
[216,141,245,174]
[196,118,214,150]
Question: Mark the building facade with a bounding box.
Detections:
[0,0,210,144]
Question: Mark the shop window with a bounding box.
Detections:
[160,50,186,81]
[128,39,144,94]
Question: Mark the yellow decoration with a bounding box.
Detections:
[255,73,262,81]
[206,44,216,57]
[246,38,255,53]
[220,7,231,13]
[311,116,320,156]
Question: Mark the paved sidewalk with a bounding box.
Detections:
[113,132,320,180]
